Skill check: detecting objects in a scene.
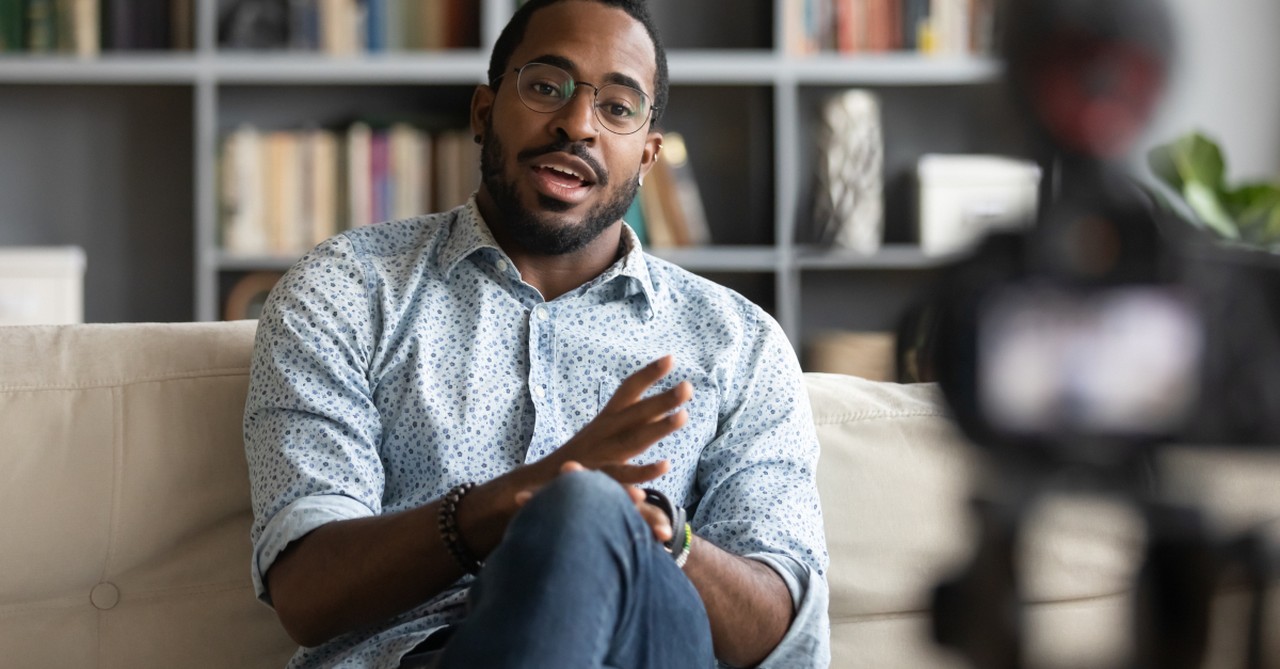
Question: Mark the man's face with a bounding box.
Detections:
[472,0,662,256]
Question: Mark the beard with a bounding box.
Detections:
[480,119,639,256]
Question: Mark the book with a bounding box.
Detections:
[346,121,372,228]
[638,164,676,248]
[622,192,648,247]
[0,0,22,51]
[170,0,191,50]
[220,125,268,255]
[444,0,477,49]
[263,130,302,253]
[660,133,711,245]
[902,0,929,50]
[389,123,425,219]
[364,0,385,52]
[24,0,56,52]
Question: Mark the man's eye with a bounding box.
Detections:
[599,100,637,119]
[530,81,563,98]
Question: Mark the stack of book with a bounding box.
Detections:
[218,122,479,256]
[219,0,478,53]
[783,0,995,56]
[0,0,191,54]
[628,132,711,249]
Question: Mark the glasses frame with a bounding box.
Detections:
[491,62,658,136]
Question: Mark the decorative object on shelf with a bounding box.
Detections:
[1148,130,1280,253]
[810,89,884,254]
[803,329,896,381]
[223,271,284,320]
[915,154,1040,256]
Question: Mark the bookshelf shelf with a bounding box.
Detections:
[210,53,490,84]
[784,53,1002,85]
[649,246,780,272]
[0,55,201,83]
[795,244,953,270]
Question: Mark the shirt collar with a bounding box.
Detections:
[437,195,658,316]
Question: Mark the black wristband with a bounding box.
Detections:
[438,482,483,575]
[641,488,687,554]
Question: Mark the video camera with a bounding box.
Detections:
[908,0,1280,666]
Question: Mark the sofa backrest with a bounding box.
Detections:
[0,322,296,668]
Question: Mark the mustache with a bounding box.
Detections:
[516,139,608,186]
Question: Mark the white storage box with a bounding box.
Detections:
[917,155,1041,256]
[0,246,87,325]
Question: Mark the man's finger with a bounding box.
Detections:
[601,355,674,412]
[615,380,692,427]
[599,459,670,486]
[635,501,673,542]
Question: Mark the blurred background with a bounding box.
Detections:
[0,0,1275,374]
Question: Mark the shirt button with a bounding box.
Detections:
[495,259,508,272]
[534,306,549,321]
[533,386,546,399]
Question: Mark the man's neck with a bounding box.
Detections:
[475,192,625,302]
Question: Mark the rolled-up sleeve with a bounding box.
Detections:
[243,234,386,604]
[692,308,831,667]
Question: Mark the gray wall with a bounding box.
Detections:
[1141,0,1280,181]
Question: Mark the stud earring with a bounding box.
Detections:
[474,135,482,144]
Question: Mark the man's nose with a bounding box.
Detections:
[550,87,601,142]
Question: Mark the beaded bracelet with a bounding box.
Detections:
[438,482,483,575]
[673,522,693,569]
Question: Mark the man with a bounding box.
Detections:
[244,1,829,667]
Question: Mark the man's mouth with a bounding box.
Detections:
[534,163,592,188]
[527,153,600,204]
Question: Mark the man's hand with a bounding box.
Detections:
[551,354,691,480]
[512,355,690,543]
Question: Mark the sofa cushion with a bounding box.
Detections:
[0,322,295,669]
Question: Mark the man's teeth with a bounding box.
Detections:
[542,165,583,180]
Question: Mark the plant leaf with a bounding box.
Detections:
[1172,132,1227,193]
[1147,142,1184,190]
[1182,179,1239,239]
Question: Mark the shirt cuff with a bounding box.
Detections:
[742,553,832,669]
[251,494,376,605]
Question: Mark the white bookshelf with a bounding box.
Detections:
[0,0,1005,352]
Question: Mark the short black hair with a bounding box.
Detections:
[487,0,669,127]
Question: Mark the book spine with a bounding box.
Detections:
[365,0,384,52]
[72,0,98,56]
[24,0,56,52]
[0,0,24,51]
[169,0,190,50]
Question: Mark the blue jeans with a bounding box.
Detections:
[427,470,715,669]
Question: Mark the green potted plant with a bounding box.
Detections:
[1148,131,1280,252]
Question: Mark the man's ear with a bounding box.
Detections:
[638,131,663,181]
[470,84,496,139]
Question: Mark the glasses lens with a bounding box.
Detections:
[516,63,651,135]
[517,63,574,112]
[595,84,648,134]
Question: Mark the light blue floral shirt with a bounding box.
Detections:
[244,198,830,668]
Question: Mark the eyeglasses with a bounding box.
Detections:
[493,62,656,136]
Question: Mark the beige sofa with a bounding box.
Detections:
[2,321,1277,668]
